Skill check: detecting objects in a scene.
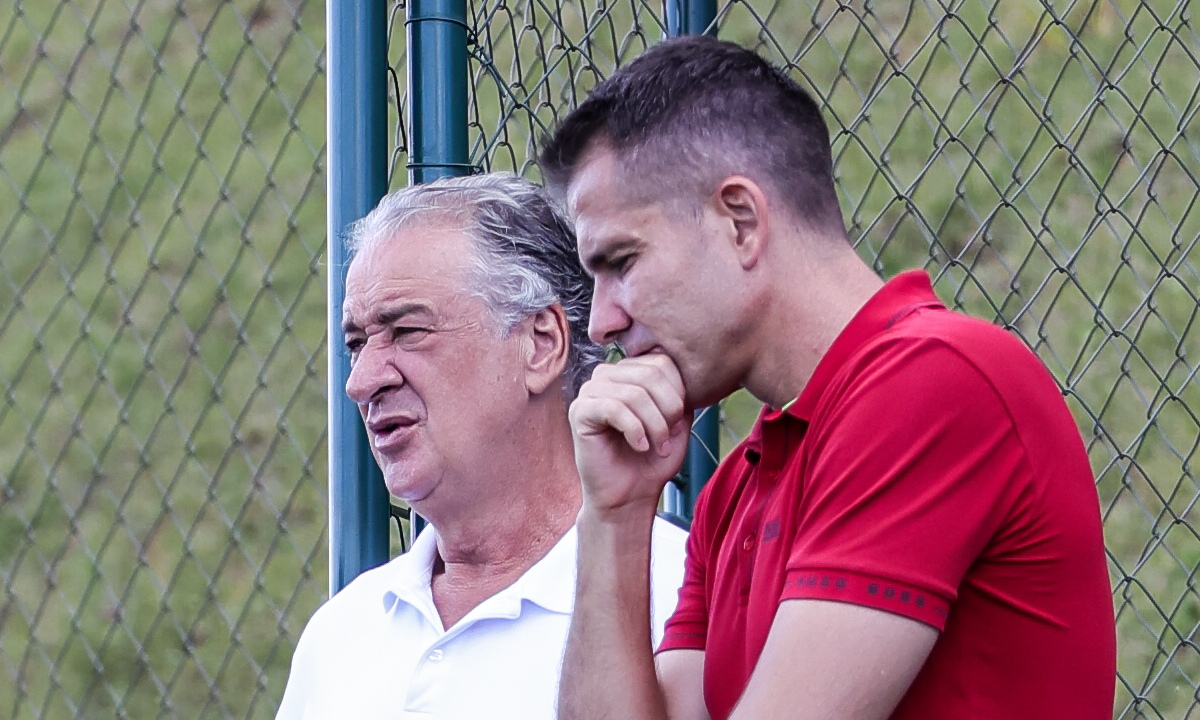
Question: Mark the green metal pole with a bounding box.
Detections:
[327,0,390,595]
[666,0,718,523]
[407,0,470,185]
[406,0,469,538]
[666,0,717,37]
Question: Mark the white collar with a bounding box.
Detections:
[380,524,578,624]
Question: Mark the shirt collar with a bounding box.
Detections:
[380,524,577,618]
[742,269,943,458]
[381,526,440,615]
[505,525,577,615]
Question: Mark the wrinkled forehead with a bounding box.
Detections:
[351,206,472,259]
[344,224,476,312]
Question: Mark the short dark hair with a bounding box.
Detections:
[540,35,845,235]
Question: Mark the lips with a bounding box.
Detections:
[626,344,664,358]
[366,414,418,451]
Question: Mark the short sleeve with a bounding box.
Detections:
[657,497,713,652]
[782,337,1026,630]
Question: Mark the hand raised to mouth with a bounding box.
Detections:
[568,353,692,516]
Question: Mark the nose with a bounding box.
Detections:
[588,277,632,345]
[344,337,403,405]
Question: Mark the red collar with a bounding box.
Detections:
[743,269,944,455]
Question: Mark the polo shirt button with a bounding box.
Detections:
[428,649,444,662]
[743,535,755,551]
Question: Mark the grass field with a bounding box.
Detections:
[2,0,1197,718]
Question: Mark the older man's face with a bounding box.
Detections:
[342,224,527,516]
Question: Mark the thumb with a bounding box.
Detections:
[659,414,692,458]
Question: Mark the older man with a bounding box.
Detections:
[275,173,687,720]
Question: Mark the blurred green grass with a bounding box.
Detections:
[0,0,327,717]
[0,0,1197,719]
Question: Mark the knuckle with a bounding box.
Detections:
[613,382,651,406]
[590,363,617,381]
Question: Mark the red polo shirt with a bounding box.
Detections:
[659,270,1115,719]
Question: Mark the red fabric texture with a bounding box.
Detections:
[659,270,1115,720]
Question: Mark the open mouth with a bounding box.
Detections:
[368,416,417,450]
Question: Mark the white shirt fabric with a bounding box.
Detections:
[276,516,688,720]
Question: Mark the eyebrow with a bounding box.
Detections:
[342,301,431,334]
[583,238,639,274]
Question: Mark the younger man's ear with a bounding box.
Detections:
[713,175,770,270]
[523,304,571,396]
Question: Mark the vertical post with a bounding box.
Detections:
[407,0,470,185]
[406,0,469,539]
[665,0,718,524]
[666,0,717,37]
[327,0,391,595]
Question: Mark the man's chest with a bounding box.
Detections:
[306,607,570,719]
[701,427,812,697]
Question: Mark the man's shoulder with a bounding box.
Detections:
[876,304,1037,369]
[300,553,416,636]
[832,304,1051,408]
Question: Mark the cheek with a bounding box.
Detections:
[624,269,681,326]
[427,344,521,418]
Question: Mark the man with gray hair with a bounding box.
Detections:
[274,172,686,720]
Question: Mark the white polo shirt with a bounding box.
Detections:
[276,517,688,720]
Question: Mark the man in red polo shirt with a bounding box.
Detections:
[539,36,1115,720]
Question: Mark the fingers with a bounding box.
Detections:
[589,355,687,419]
[570,396,657,453]
[572,354,688,456]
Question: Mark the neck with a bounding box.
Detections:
[743,238,883,408]
[426,405,581,628]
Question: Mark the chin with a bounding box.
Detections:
[684,374,738,409]
[382,465,438,506]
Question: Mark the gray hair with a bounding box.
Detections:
[347,172,603,398]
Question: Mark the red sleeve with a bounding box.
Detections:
[658,491,712,652]
[782,337,1026,630]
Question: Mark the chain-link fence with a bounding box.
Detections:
[0,0,328,717]
[3,0,1198,718]
[451,0,1200,717]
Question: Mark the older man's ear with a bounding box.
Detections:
[522,305,572,396]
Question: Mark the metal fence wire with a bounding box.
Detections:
[1,0,1197,719]
[0,0,328,718]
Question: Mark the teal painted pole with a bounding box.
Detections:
[666,0,717,523]
[406,0,469,539]
[407,0,470,184]
[666,0,717,37]
[327,0,390,595]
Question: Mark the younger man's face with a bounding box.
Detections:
[566,143,750,408]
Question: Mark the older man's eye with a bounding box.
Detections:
[393,326,428,340]
[345,337,365,358]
